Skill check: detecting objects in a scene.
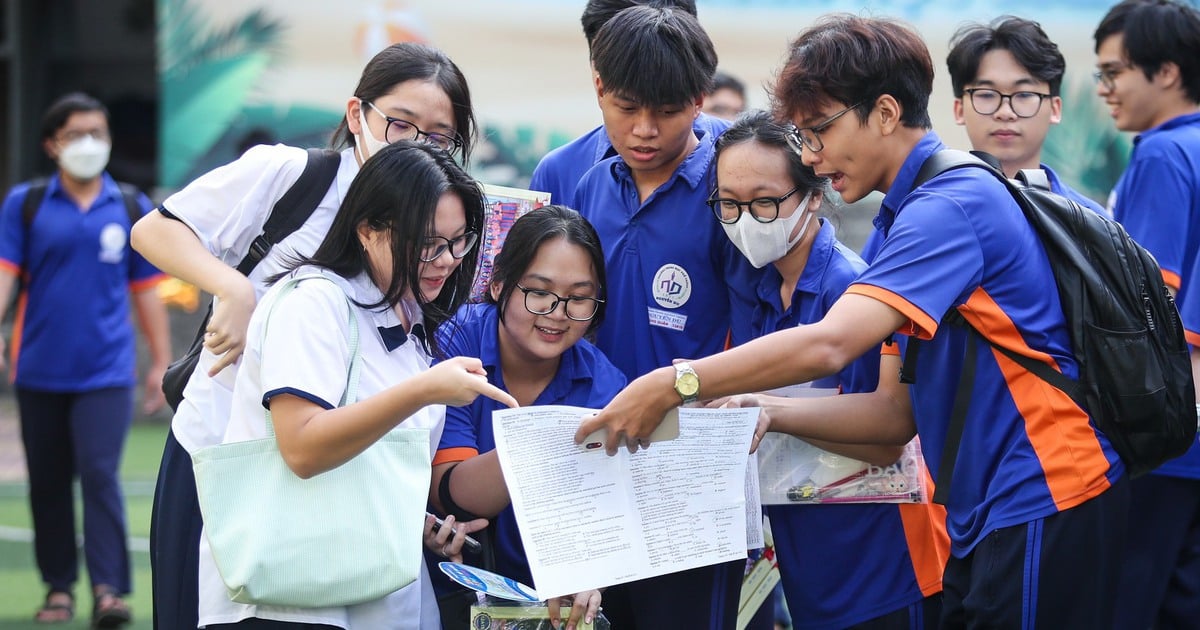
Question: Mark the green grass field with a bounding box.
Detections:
[0,421,167,629]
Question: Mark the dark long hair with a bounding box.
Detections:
[486,205,608,334]
[296,141,484,357]
[714,110,825,197]
[331,43,477,163]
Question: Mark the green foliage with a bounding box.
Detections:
[1043,73,1132,205]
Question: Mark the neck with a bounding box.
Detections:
[57,171,103,210]
[1146,101,1200,131]
[878,127,930,194]
[496,325,560,406]
[773,219,819,310]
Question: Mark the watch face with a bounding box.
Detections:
[676,372,700,397]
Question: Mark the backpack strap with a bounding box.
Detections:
[116,182,145,226]
[932,310,978,505]
[20,178,50,227]
[235,148,341,276]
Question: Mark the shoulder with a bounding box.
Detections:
[164,144,310,205]
[438,302,496,351]
[570,338,627,388]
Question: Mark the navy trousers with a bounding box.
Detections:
[150,428,202,630]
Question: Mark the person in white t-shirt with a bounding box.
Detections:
[200,140,517,629]
[129,43,481,629]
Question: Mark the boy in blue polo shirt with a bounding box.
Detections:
[0,92,170,627]
[582,14,1129,627]
[1094,1,1200,626]
[862,16,1105,262]
[569,5,760,628]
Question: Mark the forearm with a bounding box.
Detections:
[130,211,252,303]
[273,371,443,478]
[800,438,905,467]
[132,286,172,368]
[762,392,915,446]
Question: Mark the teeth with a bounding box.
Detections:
[536,326,563,335]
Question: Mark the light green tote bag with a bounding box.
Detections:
[192,276,432,608]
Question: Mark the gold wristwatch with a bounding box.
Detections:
[673,362,700,404]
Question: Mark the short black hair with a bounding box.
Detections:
[591,5,717,106]
[710,70,746,98]
[715,110,825,198]
[946,16,1066,97]
[41,92,108,141]
[580,0,698,49]
[1094,0,1200,103]
[487,205,608,334]
[774,14,933,129]
[297,141,484,357]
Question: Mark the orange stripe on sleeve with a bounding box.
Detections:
[1185,329,1200,348]
[432,447,479,467]
[845,284,939,340]
[8,290,27,384]
[881,343,900,357]
[959,289,1113,509]
[1162,269,1182,292]
[0,259,19,276]
[130,273,168,293]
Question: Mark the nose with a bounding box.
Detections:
[800,148,819,168]
[995,96,1019,120]
[632,109,658,139]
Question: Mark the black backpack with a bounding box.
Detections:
[904,150,1196,504]
[21,177,144,229]
[161,148,341,411]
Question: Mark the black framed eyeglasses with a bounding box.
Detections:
[515,285,604,321]
[420,231,478,262]
[56,128,111,144]
[1092,63,1131,91]
[963,88,1051,118]
[707,187,800,224]
[365,101,463,153]
[786,100,867,153]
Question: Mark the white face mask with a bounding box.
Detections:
[354,101,389,163]
[58,136,111,181]
[722,191,814,268]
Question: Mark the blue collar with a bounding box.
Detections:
[1134,111,1200,145]
[472,303,596,400]
[48,171,121,206]
[756,219,837,305]
[874,131,945,234]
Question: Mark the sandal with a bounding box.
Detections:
[34,590,74,624]
[91,586,132,629]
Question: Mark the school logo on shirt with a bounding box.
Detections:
[98,223,126,264]
[652,263,691,309]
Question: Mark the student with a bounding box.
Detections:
[528,0,712,208]
[1092,1,1200,626]
[708,110,949,629]
[196,140,514,629]
[429,206,621,630]
[569,5,763,628]
[582,14,1129,627]
[702,70,747,121]
[0,92,170,628]
[862,15,1104,261]
[129,42,479,629]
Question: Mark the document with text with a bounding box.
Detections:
[492,405,758,599]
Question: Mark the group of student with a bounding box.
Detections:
[6,0,1198,628]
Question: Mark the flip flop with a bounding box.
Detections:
[91,586,132,629]
[34,590,74,624]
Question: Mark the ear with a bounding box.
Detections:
[593,74,605,103]
[489,279,503,302]
[692,95,704,120]
[875,95,903,136]
[952,99,966,126]
[356,221,374,251]
[1048,95,1063,125]
[346,98,364,135]
[1155,61,1182,91]
[43,137,59,162]
[806,189,823,212]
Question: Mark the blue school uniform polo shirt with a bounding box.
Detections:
[847,132,1124,557]
[742,220,948,629]
[860,163,1105,263]
[0,173,162,391]
[530,113,731,210]
[571,118,763,380]
[432,303,627,588]
[1110,111,1200,480]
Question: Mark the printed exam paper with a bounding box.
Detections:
[492,405,758,599]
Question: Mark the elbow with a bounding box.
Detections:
[809,340,855,377]
[279,450,325,480]
[863,445,906,467]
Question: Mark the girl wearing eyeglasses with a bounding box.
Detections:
[708,111,950,630]
[198,141,516,629]
[129,43,479,629]
[429,205,622,630]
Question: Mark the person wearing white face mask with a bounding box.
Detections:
[0,92,172,627]
[706,110,950,630]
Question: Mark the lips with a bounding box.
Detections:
[628,146,659,162]
[535,324,566,341]
[825,172,846,193]
[991,129,1019,139]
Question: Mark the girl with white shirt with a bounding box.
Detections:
[129,43,483,629]
[200,140,517,629]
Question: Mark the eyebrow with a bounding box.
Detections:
[522,274,596,290]
[969,77,1040,88]
[380,105,455,133]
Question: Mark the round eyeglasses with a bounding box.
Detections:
[1092,63,1130,91]
[420,231,478,262]
[365,101,463,153]
[962,88,1051,118]
[515,285,604,321]
[707,187,801,224]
